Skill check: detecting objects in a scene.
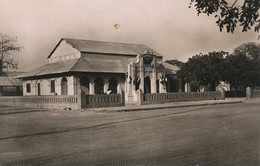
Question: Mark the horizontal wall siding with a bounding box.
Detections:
[85,94,124,108]
[143,91,222,105]
[0,95,80,109]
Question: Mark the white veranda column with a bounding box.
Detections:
[89,83,95,95]
[104,83,109,94]
[67,76,75,95]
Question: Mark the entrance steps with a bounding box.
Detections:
[125,101,139,107]
[125,94,139,106]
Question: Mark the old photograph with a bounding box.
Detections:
[0,0,259,165]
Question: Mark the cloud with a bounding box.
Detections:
[0,0,258,71]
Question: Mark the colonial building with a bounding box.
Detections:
[18,38,179,103]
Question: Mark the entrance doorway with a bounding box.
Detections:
[37,83,41,96]
[156,80,159,93]
[94,77,104,94]
[144,76,151,93]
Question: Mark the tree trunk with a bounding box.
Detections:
[0,59,3,76]
[234,87,238,97]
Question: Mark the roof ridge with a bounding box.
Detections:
[63,38,146,46]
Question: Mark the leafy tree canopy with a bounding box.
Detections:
[189,0,260,33]
[177,42,260,92]
[224,42,260,89]
[0,34,23,75]
[233,42,260,61]
[224,53,260,89]
[177,51,227,91]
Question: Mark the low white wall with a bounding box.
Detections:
[0,95,81,109]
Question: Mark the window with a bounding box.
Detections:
[143,55,153,68]
[50,80,55,93]
[26,83,31,93]
[143,55,153,65]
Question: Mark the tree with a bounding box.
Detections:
[233,42,260,61]
[177,51,227,91]
[223,53,260,91]
[223,42,260,91]
[189,0,260,33]
[0,34,23,75]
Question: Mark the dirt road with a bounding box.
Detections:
[0,99,259,165]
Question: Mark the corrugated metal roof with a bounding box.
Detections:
[0,76,22,86]
[17,58,178,79]
[121,58,137,72]
[70,58,125,73]
[162,62,179,75]
[17,58,126,79]
[48,38,162,58]
[17,59,79,78]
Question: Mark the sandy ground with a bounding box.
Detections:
[0,98,259,165]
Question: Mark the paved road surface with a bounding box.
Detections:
[0,99,259,165]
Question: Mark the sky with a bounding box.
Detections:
[0,0,258,72]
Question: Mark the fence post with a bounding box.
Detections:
[119,89,125,106]
[246,87,252,99]
[137,89,143,106]
[220,88,225,100]
[80,92,86,109]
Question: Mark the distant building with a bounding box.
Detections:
[17,38,179,103]
[0,72,23,96]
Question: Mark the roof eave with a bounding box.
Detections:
[18,70,126,80]
[80,51,163,58]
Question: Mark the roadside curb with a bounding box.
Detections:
[0,109,45,115]
[87,100,244,113]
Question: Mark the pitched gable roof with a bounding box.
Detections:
[17,59,79,78]
[17,58,178,79]
[17,58,125,79]
[162,62,179,74]
[70,58,125,73]
[0,76,22,86]
[48,38,162,58]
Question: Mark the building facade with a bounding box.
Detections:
[18,38,179,103]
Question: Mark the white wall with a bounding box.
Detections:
[22,75,126,96]
[67,76,75,95]
[49,40,81,63]
[23,76,76,96]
